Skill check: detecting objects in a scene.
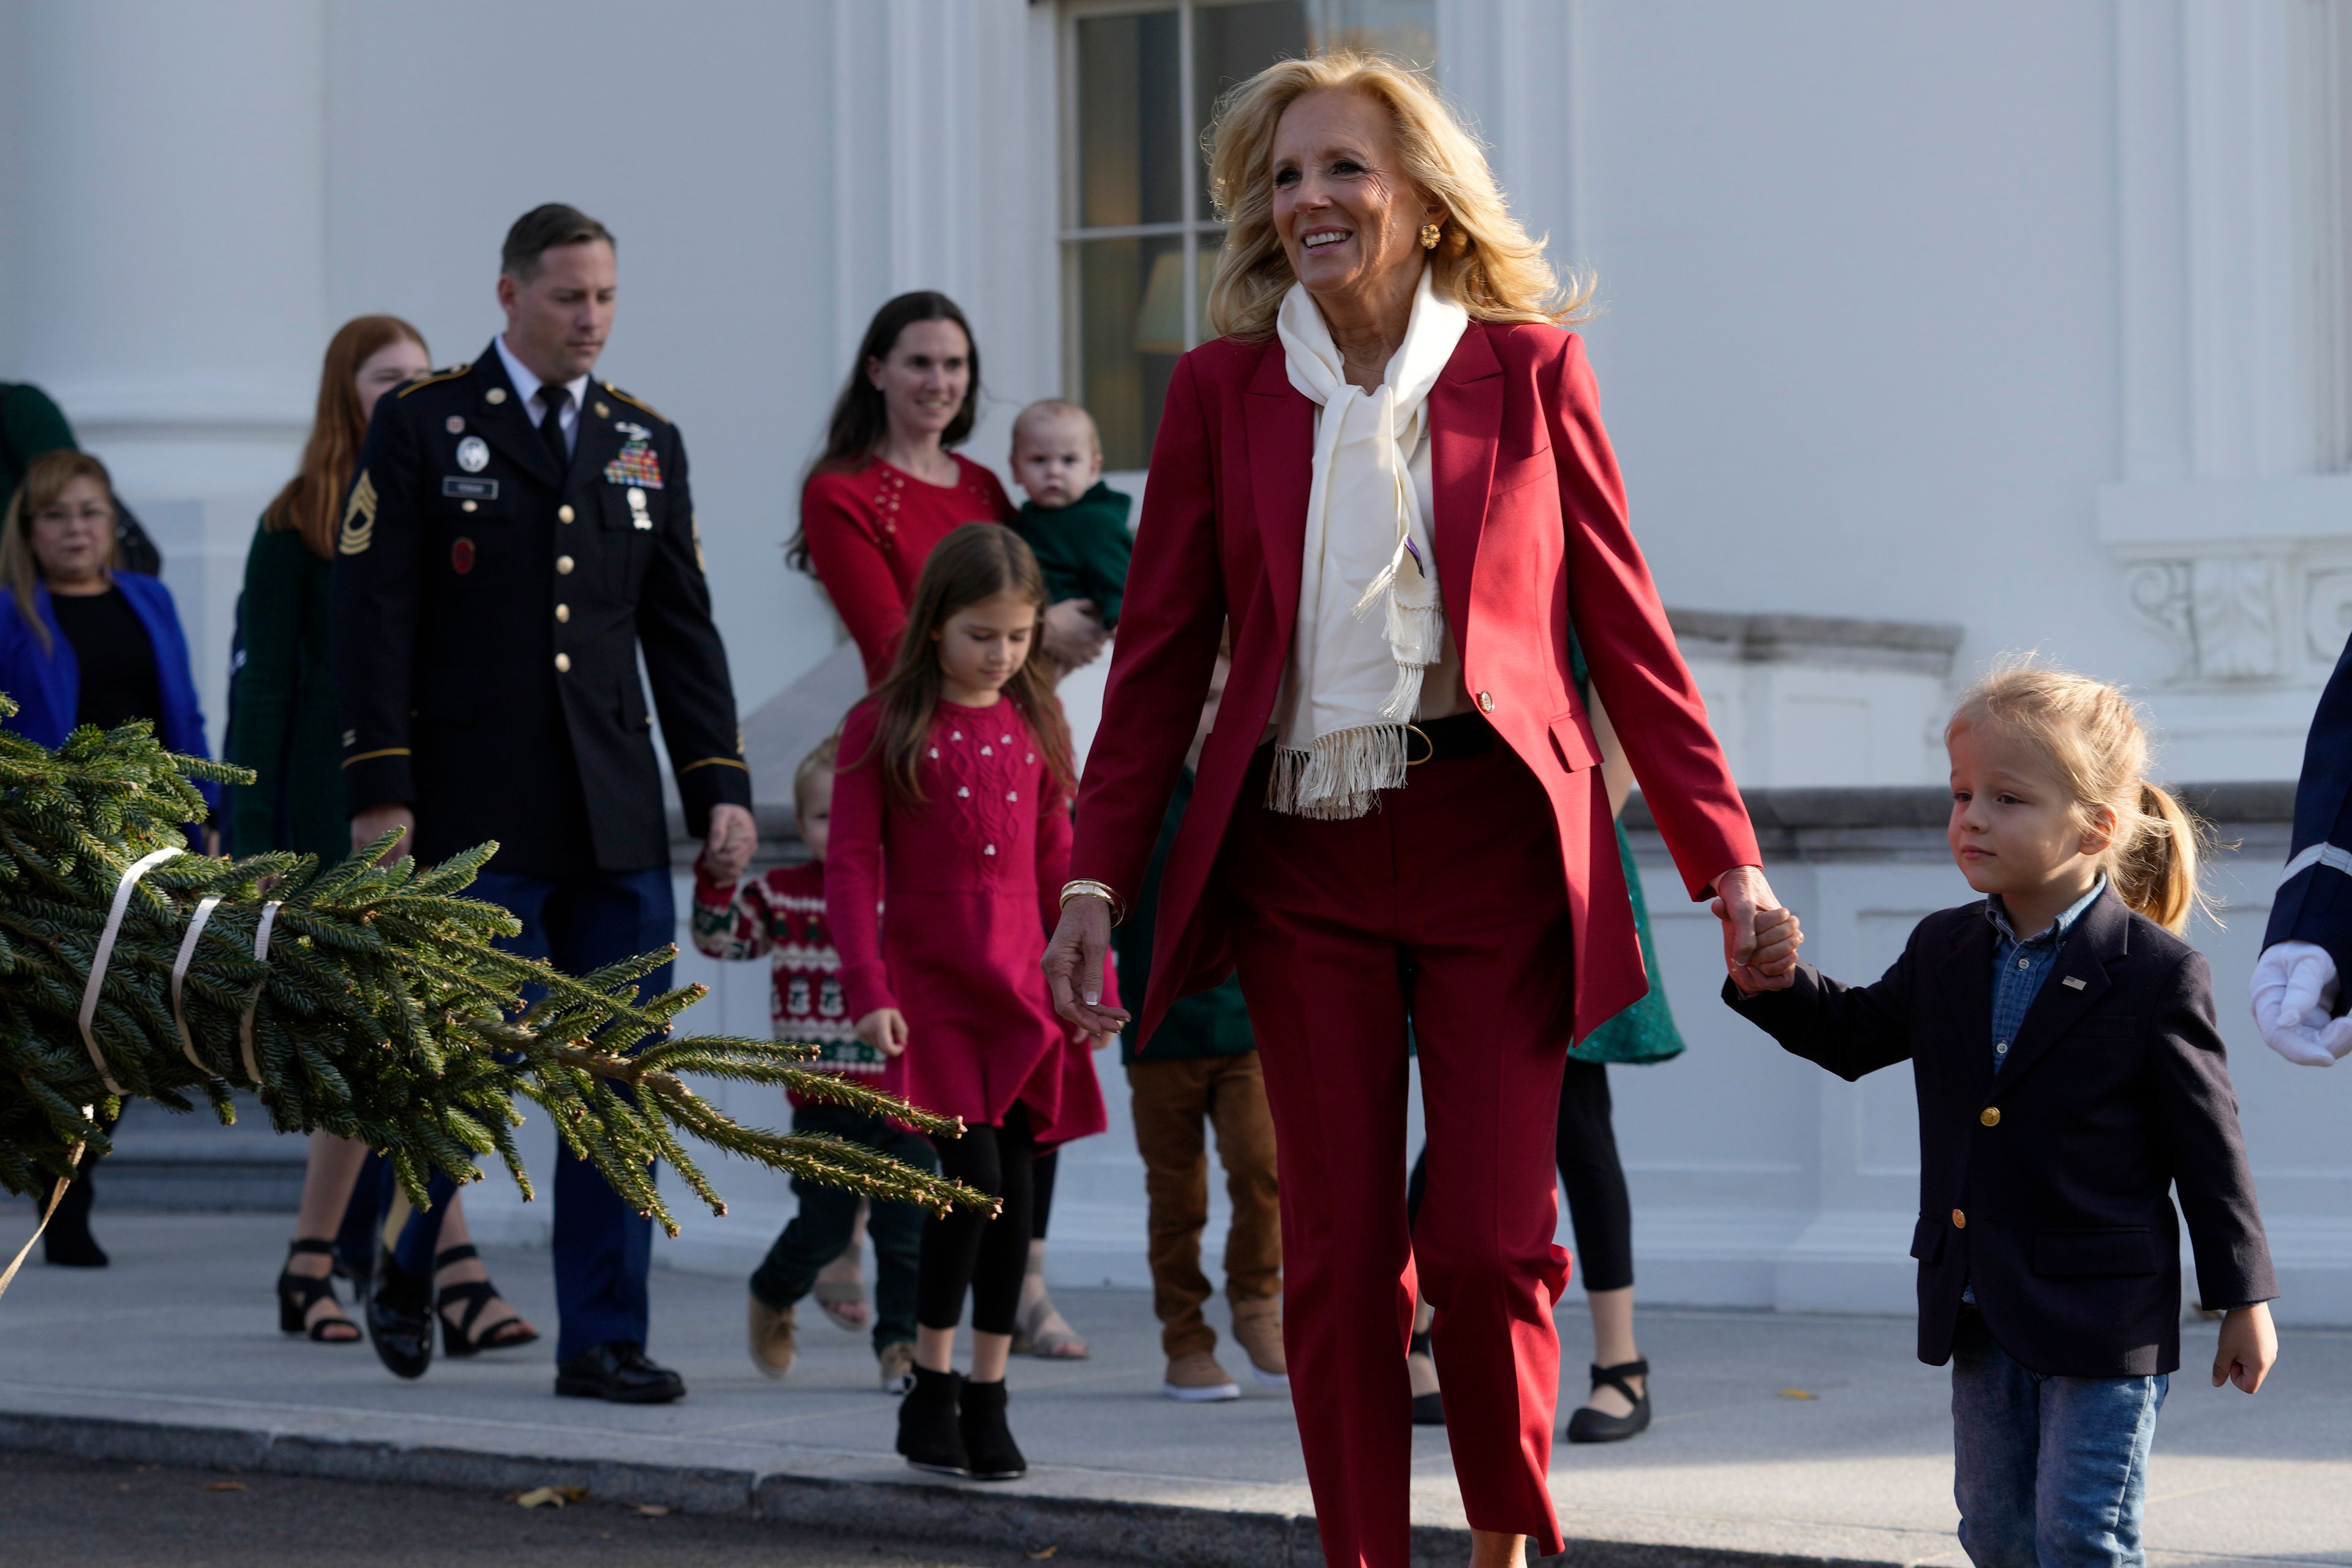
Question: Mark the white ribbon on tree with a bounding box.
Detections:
[170,895,225,1073]
[238,902,284,1086]
[76,846,183,1096]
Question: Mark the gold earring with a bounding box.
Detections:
[1418,221,1442,251]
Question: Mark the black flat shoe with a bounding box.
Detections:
[433,1245,538,1357]
[277,1239,362,1342]
[555,1340,684,1404]
[1409,1330,1445,1427]
[365,1243,435,1379]
[958,1378,1026,1480]
[1565,1357,1651,1443]
[897,1365,970,1476]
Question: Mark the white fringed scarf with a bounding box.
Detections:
[1266,268,1469,818]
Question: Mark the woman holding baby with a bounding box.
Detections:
[1042,52,1796,1568]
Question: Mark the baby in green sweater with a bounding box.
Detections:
[1006,401,1132,675]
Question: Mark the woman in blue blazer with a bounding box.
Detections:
[0,449,218,1268]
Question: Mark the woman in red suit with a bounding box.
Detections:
[1043,53,1798,1568]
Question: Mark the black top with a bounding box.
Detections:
[333,342,752,874]
[50,585,161,731]
[1724,888,2275,1379]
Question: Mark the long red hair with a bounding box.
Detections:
[267,315,429,559]
[852,524,1074,807]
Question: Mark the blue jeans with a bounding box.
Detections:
[379,865,674,1362]
[1951,1306,2169,1568]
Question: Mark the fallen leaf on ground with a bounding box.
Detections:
[512,1485,590,1508]
[203,1482,247,1492]
[1778,1387,1816,1400]
[633,1504,672,1517]
[1027,1550,1058,1561]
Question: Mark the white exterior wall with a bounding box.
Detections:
[7,0,2351,1315]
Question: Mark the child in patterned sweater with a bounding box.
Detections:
[692,733,938,1393]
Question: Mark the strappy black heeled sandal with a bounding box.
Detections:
[433,1244,539,1356]
[1408,1329,1446,1427]
[277,1239,362,1343]
[1565,1357,1651,1443]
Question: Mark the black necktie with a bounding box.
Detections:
[537,385,570,470]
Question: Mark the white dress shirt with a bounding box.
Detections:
[494,334,592,457]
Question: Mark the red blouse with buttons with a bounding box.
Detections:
[826,696,1108,1147]
[800,454,1015,687]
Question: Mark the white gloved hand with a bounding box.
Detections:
[2249,941,2352,1066]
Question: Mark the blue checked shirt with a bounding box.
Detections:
[1987,876,2107,1073]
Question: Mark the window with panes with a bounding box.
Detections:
[1060,0,1438,472]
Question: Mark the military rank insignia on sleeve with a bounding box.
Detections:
[603,422,664,489]
[338,470,378,555]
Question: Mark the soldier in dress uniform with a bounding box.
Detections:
[334,204,758,1403]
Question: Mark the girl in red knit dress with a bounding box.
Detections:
[827,523,1112,1480]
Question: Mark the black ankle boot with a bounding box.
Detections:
[897,1365,970,1477]
[958,1378,1026,1480]
[38,1172,107,1268]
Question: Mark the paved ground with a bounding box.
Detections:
[0,1452,1128,1568]
[1,1213,2346,1567]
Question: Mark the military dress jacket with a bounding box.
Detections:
[333,342,750,875]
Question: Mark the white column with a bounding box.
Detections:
[18,0,330,750]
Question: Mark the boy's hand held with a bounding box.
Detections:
[2212,1302,2277,1393]
[856,1008,908,1058]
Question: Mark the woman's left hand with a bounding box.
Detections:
[1042,599,1108,669]
[1711,865,1802,987]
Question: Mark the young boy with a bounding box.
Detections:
[1725,665,2275,1568]
[1006,399,1132,654]
[691,733,937,1393]
[1113,641,1286,1401]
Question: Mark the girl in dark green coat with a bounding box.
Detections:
[235,316,535,1357]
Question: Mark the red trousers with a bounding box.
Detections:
[1222,741,1575,1566]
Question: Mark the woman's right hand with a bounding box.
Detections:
[856,1008,909,1057]
[1043,895,1132,1035]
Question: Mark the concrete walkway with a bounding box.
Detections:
[0,1214,2344,1568]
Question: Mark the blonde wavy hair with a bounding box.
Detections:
[1945,658,2214,935]
[1203,50,1590,342]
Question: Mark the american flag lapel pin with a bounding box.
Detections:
[2061,976,2087,990]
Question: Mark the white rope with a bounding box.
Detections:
[76,847,183,1095]
[170,894,224,1073]
[238,902,283,1086]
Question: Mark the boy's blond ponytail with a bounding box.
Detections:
[2113,782,2205,935]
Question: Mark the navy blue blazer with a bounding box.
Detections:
[2269,633,2352,980]
[1725,888,2275,1378]
[0,572,220,816]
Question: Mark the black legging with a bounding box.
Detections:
[1406,1057,1634,1292]
[1030,1148,1056,1240]
[917,1105,1038,1335]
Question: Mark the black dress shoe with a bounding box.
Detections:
[365,1245,434,1380]
[1565,1357,1651,1443]
[555,1340,685,1404]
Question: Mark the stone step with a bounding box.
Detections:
[94,1095,304,1212]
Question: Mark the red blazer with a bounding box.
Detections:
[1070,322,1761,1049]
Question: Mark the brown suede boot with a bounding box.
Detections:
[1231,1296,1287,1387]
[747,1294,797,1379]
